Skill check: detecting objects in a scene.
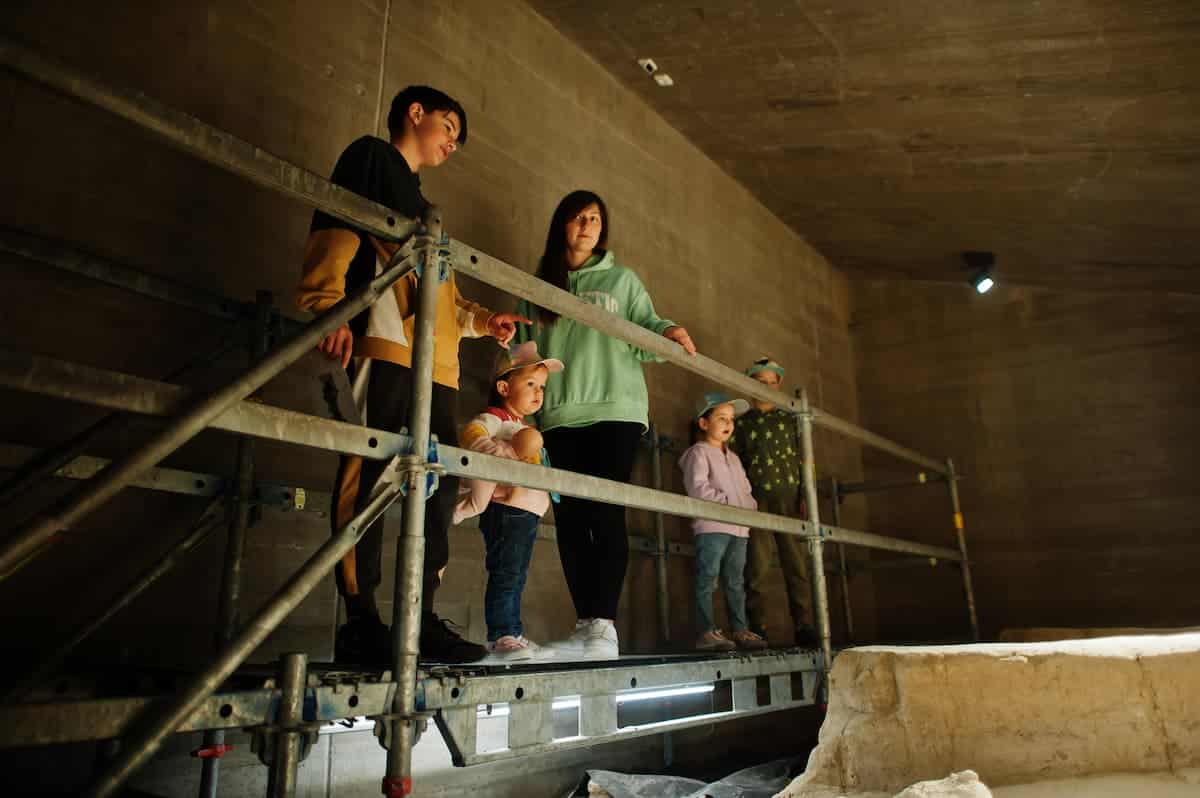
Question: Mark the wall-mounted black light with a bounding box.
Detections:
[962,251,995,294]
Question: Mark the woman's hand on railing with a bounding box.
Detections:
[663,325,696,355]
[487,312,533,348]
[318,324,354,368]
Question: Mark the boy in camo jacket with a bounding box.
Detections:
[729,358,818,647]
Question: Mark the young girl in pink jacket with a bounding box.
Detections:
[679,392,769,652]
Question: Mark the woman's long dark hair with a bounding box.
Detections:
[535,190,609,323]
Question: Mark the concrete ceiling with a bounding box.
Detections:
[528,1,1200,294]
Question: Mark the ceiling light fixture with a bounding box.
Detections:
[637,57,674,87]
[962,251,996,294]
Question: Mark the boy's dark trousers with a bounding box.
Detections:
[744,484,813,638]
[478,503,540,641]
[331,359,459,622]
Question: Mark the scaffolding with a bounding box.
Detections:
[0,36,980,798]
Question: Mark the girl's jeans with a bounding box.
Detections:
[480,503,540,641]
[693,533,749,633]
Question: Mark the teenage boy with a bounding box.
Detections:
[729,358,819,648]
[297,86,529,664]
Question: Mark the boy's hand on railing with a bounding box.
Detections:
[487,312,533,348]
[318,324,354,368]
[664,325,696,355]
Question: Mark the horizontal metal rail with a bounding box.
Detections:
[0,351,962,562]
[450,241,946,474]
[0,442,695,559]
[0,34,944,475]
[0,649,817,750]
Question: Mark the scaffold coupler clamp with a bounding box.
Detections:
[394,432,444,499]
[411,230,453,283]
[249,719,321,767]
[371,710,432,751]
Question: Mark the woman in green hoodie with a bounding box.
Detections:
[515,190,695,658]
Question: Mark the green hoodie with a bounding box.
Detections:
[515,250,675,431]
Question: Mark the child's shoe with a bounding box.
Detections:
[695,629,736,651]
[730,629,769,650]
[516,636,556,661]
[482,635,536,663]
[544,618,595,657]
[581,619,619,660]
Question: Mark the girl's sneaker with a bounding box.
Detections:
[730,629,769,650]
[695,629,736,651]
[581,619,619,660]
[544,619,595,657]
[483,635,536,663]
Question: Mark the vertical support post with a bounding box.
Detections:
[798,391,834,681]
[648,423,670,645]
[200,291,272,798]
[384,207,443,798]
[266,652,307,798]
[945,458,980,641]
[827,478,855,645]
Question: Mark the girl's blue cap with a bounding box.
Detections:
[696,391,750,419]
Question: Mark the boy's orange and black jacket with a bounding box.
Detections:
[296,135,493,388]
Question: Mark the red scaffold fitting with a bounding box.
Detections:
[382,776,413,796]
[191,743,234,759]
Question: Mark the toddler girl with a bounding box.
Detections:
[454,341,564,662]
[679,392,768,652]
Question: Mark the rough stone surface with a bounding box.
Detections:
[894,771,992,798]
[998,627,1200,643]
[777,634,1200,797]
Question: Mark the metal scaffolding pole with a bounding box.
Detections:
[798,391,833,675]
[266,653,308,798]
[82,465,408,798]
[0,254,418,581]
[199,291,273,798]
[649,423,671,644]
[384,207,443,798]
[828,478,855,645]
[946,458,981,641]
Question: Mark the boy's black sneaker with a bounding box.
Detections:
[334,616,392,666]
[794,624,820,649]
[420,614,487,664]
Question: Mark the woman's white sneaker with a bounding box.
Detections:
[582,619,619,660]
[544,619,594,657]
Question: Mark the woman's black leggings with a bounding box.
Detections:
[543,421,643,621]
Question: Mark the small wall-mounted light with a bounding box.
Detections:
[962,251,995,294]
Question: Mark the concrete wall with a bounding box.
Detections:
[852,280,1200,641]
[0,1,862,790]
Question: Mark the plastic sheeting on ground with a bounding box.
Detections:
[580,756,806,798]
